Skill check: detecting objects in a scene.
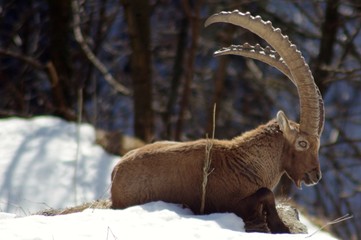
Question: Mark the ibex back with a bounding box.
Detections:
[111,10,324,233]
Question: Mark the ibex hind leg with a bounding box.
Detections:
[240,188,290,233]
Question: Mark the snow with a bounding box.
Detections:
[0,116,117,215]
[0,116,338,239]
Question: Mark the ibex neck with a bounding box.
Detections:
[230,120,285,189]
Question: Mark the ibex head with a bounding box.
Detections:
[277,111,322,188]
[205,10,325,189]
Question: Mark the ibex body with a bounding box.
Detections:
[111,10,324,233]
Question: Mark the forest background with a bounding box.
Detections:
[0,0,360,239]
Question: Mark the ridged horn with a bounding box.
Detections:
[214,44,324,136]
[214,44,293,82]
[205,10,324,136]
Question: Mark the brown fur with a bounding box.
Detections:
[110,117,321,233]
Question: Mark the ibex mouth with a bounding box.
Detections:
[295,170,321,189]
[303,170,322,187]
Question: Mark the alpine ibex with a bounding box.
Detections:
[111,10,324,233]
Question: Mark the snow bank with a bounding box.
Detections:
[0,201,337,240]
[0,116,118,215]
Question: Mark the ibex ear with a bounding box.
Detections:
[277,110,292,135]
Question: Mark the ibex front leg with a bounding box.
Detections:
[238,188,290,233]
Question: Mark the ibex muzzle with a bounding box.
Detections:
[111,10,325,233]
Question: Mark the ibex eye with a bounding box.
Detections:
[298,140,308,148]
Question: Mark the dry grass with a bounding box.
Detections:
[200,104,216,214]
[35,199,112,216]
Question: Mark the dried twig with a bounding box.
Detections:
[106,226,119,240]
[200,104,216,214]
[73,88,83,205]
[306,213,353,238]
[71,0,130,96]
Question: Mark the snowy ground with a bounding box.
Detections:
[0,116,117,215]
[0,116,338,239]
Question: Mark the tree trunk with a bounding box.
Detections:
[121,0,153,142]
[47,0,75,120]
[163,16,188,139]
[312,0,339,95]
[205,25,234,135]
[174,0,203,140]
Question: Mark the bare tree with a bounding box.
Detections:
[120,0,154,142]
[47,0,75,120]
[174,0,204,140]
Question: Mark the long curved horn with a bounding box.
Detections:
[214,43,324,136]
[214,43,293,82]
[205,10,324,136]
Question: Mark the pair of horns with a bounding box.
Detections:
[205,10,324,137]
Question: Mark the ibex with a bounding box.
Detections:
[111,10,324,233]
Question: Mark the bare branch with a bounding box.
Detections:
[306,214,353,238]
[71,0,131,96]
[0,49,45,69]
